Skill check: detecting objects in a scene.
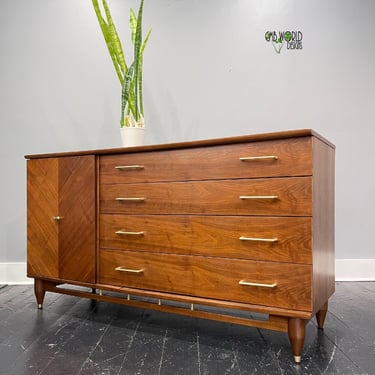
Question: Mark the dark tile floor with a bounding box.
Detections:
[0,282,374,375]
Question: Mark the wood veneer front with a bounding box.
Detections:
[99,215,312,263]
[25,129,335,363]
[100,177,312,216]
[27,156,96,283]
[99,137,312,183]
[99,249,312,311]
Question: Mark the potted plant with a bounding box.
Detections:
[92,0,152,146]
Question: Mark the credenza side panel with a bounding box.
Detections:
[312,137,335,314]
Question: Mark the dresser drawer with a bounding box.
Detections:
[99,250,312,311]
[99,137,312,184]
[100,177,312,216]
[100,215,312,263]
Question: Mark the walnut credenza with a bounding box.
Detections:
[25,129,335,363]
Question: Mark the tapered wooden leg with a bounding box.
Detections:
[316,301,328,329]
[288,318,306,363]
[34,279,46,309]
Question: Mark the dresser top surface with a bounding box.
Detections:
[25,128,335,159]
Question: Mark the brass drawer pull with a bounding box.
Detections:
[115,230,144,236]
[115,197,145,202]
[240,156,278,161]
[240,195,278,200]
[239,280,277,288]
[52,216,63,221]
[240,236,278,243]
[115,165,144,170]
[115,266,144,274]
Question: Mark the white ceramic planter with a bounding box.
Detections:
[120,127,145,147]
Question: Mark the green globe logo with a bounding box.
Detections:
[285,31,292,42]
[265,31,271,41]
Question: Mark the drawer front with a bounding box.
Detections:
[100,215,312,264]
[100,177,312,216]
[100,137,312,184]
[99,250,312,311]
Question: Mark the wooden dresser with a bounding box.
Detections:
[25,129,335,363]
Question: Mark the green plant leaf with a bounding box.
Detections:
[121,63,135,127]
[138,28,152,115]
[133,0,144,121]
[102,0,127,77]
[92,0,125,84]
[130,9,137,45]
[93,0,150,125]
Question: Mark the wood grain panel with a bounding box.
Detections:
[100,215,312,264]
[27,159,59,278]
[59,156,96,283]
[99,137,312,184]
[25,129,335,362]
[99,250,312,311]
[100,177,312,216]
[311,137,335,314]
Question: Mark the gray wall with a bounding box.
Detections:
[0,0,374,264]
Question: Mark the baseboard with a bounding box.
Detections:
[1,260,375,284]
[0,263,33,285]
[335,259,375,281]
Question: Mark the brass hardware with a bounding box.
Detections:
[238,280,277,288]
[115,197,145,202]
[99,289,103,296]
[115,266,144,274]
[191,304,194,311]
[115,165,144,170]
[239,237,278,243]
[239,195,278,200]
[240,156,278,161]
[52,216,63,221]
[115,230,144,236]
[127,294,131,300]
[294,356,302,364]
[158,299,162,306]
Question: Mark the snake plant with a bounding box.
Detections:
[92,0,151,127]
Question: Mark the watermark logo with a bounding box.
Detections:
[265,30,303,54]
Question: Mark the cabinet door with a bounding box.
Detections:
[27,156,96,283]
[27,158,59,279]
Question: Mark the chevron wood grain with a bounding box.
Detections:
[59,156,96,283]
[27,156,96,283]
[27,158,59,278]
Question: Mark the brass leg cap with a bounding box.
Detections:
[38,304,43,309]
[294,355,301,364]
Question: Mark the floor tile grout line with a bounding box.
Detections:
[327,310,373,345]
[229,339,242,374]
[1,291,76,374]
[38,300,104,375]
[5,299,96,375]
[76,315,115,375]
[117,315,143,375]
[196,331,201,375]
[157,328,168,375]
[321,325,368,374]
